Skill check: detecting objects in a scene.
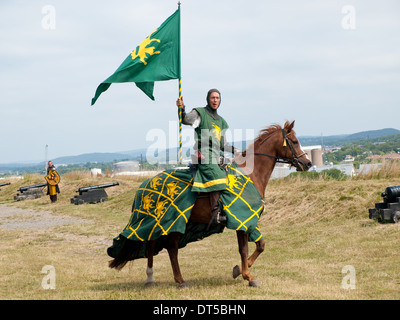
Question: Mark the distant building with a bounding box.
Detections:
[358,163,382,175]
[90,168,102,177]
[344,155,355,163]
[113,161,140,175]
[366,154,400,161]
[309,163,356,177]
[302,145,323,167]
[270,164,297,180]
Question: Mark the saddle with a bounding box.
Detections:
[189,153,233,178]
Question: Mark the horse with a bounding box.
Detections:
[108,120,312,288]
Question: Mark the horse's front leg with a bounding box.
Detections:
[167,232,189,289]
[236,231,261,287]
[233,239,265,279]
[248,240,265,268]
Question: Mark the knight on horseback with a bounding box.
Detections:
[176,89,241,228]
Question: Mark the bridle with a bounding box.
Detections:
[250,129,308,171]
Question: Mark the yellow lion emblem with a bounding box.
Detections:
[166,181,181,199]
[150,176,162,190]
[142,194,155,213]
[154,200,168,218]
[211,123,222,141]
[227,174,242,191]
[131,30,160,65]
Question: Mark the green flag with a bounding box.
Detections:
[91,7,181,105]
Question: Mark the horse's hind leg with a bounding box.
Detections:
[235,231,261,287]
[145,240,157,287]
[167,232,189,289]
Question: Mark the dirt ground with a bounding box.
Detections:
[0,204,86,230]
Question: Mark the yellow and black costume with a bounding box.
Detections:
[46,165,60,202]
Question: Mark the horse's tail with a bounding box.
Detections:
[108,240,144,270]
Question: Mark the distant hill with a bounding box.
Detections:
[0,149,147,173]
[46,148,149,165]
[346,128,400,140]
[54,152,136,165]
[298,128,400,146]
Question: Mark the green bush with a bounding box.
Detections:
[321,168,347,180]
[286,168,347,181]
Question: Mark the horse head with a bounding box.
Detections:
[252,120,312,172]
[277,120,312,171]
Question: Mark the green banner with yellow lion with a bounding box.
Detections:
[92,7,180,105]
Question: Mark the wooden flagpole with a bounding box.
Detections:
[178,79,183,164]
[177,1,182,164]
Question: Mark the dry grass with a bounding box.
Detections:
[0,168,399,300]
[354,160,400,180]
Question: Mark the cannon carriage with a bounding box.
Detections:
[369,185,400,223]
[14,183,47,201]
[70,182,119,205]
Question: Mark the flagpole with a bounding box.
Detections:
[178,79,183,165]
[177,1,182,165]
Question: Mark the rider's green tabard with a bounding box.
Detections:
[191,107,230,192]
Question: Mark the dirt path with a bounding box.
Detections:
[0,204,87,230]
[0,204,111,252]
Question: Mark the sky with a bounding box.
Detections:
[0,0,399,164]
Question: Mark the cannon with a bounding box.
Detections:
[369,185,400,223]
[70,182,119,205]
[14,183,47,201]
[0,182,11,190]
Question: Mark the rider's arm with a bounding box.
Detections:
[182,108,201,128]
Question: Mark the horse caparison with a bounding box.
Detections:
[109,120,312,288]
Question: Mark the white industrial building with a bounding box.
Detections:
[269,145,359,179]
[112,161,140,175]
[302,145,323,167]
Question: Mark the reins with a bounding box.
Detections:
[251,152,290,164]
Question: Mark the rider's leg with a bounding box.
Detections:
[207,191,226,229]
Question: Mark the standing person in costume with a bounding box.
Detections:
[46,161,60,203]
[176,89,241,226]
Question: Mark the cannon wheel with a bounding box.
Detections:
[393,211,400,224]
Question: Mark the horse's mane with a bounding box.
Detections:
[241,124,282,157]
[255,123,282,146]
[242,121,294,156]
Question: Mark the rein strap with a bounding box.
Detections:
[247,129,306,169]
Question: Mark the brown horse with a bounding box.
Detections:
[109,120,312,288]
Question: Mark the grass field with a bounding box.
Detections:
[0,164,399,300]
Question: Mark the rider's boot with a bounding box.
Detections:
[207,191,226,230]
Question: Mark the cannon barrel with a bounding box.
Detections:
[0,182,11,187]
[381,185,400,202]
[77,182,119,194]
[18,183,47,192]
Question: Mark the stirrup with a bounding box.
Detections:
[207,209,226,231]
[217,212,227,224]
